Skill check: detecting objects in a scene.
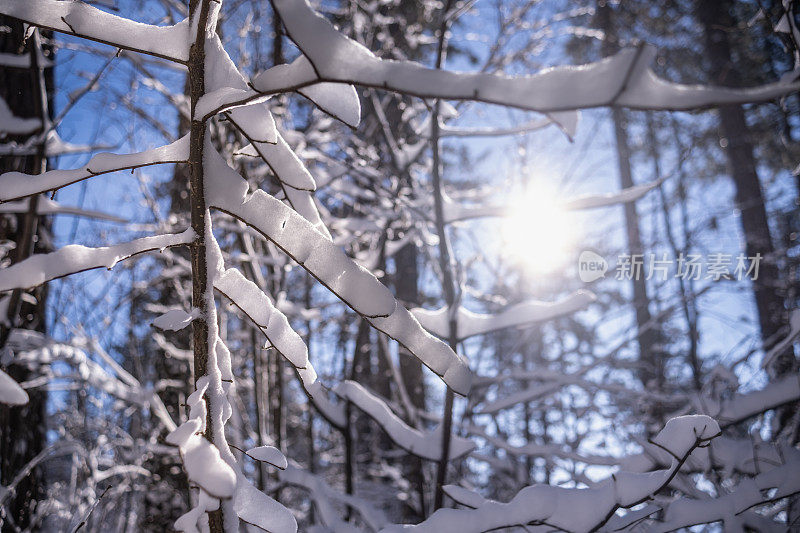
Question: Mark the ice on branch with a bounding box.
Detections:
[334,380,475,460]
[412,290,595,342]
[0,230,195,292]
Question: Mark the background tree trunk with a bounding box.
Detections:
[0,17,52,532]
[696,0,795,379]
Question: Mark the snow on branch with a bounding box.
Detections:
[214,267,309,369]
[563,178,664,210]
[280,463,390,532]
[412,290,595,342]
[166,378,236,500]
[0,0,190,63]
[0,95,40,136]
[0,135,189,202]
[0,229,195,292]
[696,373,800,428]
[334,380,475,461]
[381,415,720,533]
[653,447,800,531]
[205,144,471,395]
[297,82,361,128]
[442,179,662,224]
[210,260,346,428]
[231,127,330,236]
[266,0,799,113]
[244,446,287,469]
[0,368,28,405]
[204,34,277,144]
[0,197,126,222]
[440,110,578,140]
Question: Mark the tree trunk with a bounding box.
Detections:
[187,0,223,530]
[696,0,794,378]
[596,1,664,425]
[0,18,51,532]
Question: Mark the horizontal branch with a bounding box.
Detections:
[380,416,720,533]
[0,135,189,202]
[412,290,595,342]
[0,0,189,63]
[0,196,126,222]
[268,0,799,113]
[0,229,195,291]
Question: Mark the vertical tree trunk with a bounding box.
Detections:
[187,0,222,530]
[394,241,427,518]
[432,0,457,510]
[696,0,794,379]
[596,1,663,419]
[0,19,51,532]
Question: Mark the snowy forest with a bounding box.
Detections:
[0,0,799,531]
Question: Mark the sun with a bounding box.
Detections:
[500,185,575,275]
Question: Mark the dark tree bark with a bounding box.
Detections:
[596,1,664,422]
[696,0,795,379]
[0,17,52,532]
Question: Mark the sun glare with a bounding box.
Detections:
[501,186,575,275]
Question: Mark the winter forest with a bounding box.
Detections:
[0,0,799,531]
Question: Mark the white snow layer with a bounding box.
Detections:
[0,0,190,62]
[0,96,40,136]
[215,267,309,369]
[380,416,719,532]
[246,445,288,469]
[0,369,29,405]
[412,290,595,341]
[334,380,475,460]
[0,135,189,202]
[298,82,362,127]
[0,197,126,222]
[166,379,237,500]
[0,230,195,292]
[266,0,799,112]
[152,308,198,332]
[204,144,471,394]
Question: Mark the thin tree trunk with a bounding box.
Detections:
[0,21,50,532]
[647,115,702,391]
[344,318,371,519]
[597,2,663,420]
[431,0,457,511]
[187,0,222,530]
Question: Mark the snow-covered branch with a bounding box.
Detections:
[263,0,799,113]
[0,136,189,202]
[412,290,594,342]
[0,230,195,291]
[0,0,190,63]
